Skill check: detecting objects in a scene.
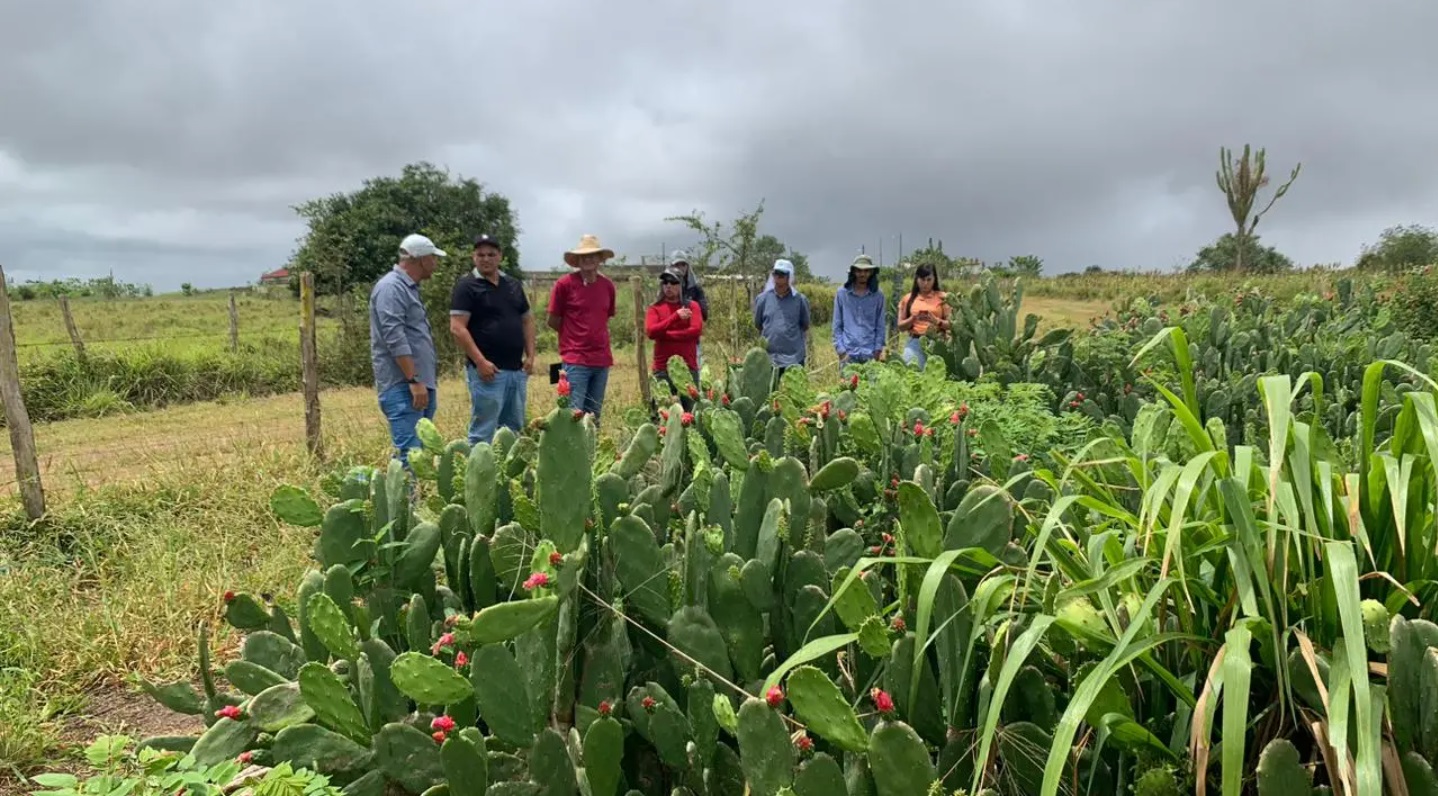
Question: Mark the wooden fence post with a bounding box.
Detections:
[228,290,240,353]
[631,277,650,407]
[0,266,46,520]
[299,273,324,459]
[58,295,85,360]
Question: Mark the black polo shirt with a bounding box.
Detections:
[449,270,530,371]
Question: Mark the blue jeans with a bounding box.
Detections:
[903,337,927,369]
[378,382,437,464]
[465,365,528,445]
[562,363,609,422]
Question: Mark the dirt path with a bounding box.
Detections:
[0,685,204,795]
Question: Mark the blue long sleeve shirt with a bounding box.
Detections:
[832,286,887,360]
[753,289,810,367]
[369,266,437,394]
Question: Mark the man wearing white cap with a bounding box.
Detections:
[752,258,810,375]
[369,233,444,464]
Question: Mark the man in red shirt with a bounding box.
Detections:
[645,266,703,405]
[547,234,617,421]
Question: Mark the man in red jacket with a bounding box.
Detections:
[645,266,704,404]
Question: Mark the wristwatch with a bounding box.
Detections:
[406,376,420,384]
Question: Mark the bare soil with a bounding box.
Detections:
[0,684,205,796]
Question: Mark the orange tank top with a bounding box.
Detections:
[905,292,947,335]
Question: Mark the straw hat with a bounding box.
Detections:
[563,234,615,267]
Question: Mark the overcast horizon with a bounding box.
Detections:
[4,1,1438,292]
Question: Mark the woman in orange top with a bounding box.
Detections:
[896,263,949,369]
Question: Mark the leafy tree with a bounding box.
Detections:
[665,201,811,281]
[1186,232,1294,274]
[1357,224,1438,272]
[749,234,812,280]
[288,162,522,295]
[1215,144,1301,272]
[1004,255,1043,277]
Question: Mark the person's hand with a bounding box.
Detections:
[409,381,429,410]
[475,358,497,381]
[522,355,535,375]
[677,307,692,321]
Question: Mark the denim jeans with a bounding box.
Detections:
[903,337,927,369]
[465,365,528,445]
[562,363,609,422]
[378,382,437,464]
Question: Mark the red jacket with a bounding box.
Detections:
[645,299,703,372]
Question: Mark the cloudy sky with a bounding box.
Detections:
[3,0,1437,291]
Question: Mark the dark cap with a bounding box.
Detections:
[473,234,502,251]
[660,267,684,284]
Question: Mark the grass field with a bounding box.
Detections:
[0,279,1119,780]
[4,262,1261,785]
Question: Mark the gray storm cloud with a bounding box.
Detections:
[2,0,1436,289]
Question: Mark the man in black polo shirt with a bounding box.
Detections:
[449,234,536,444]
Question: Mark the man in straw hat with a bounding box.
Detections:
[370,232,444,465]
[547,234,617,422]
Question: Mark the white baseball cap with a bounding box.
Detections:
[772,258,794,275]
[399,233,447,258]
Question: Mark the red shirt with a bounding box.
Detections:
[548,272,616,367]
[645,299,703,372]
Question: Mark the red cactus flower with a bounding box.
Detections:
[641,696,656,713]
[1014,453,1029,462]
[794,732,813,753]
[660,409,669,420]
[523,572,551,591]
[549,551,563,566]
[687,385,699,399]
[881,532,893,544]
[871,688,895,715]
[431,633,456,654]
[658,426,667,436]
[556,378,572,397]
[913,421,925,436]
[707,388,715,401]
[572,409,585,420]
[721,394,731,406]
[950,411,961,425]
[454,651,469,668]
[838,410,848,422]
[598,700,613,717]
[216,705,243,721]
[431,715,457,733]
[681,412,694,426]
[432,731,447,744]
[924,427,935,438]
[850,374,860,389]
[765,686,784,708]
[237,751,253,764]
[797,417,812,427]
[773,399,781,412]
[869,545,881,554]
[891,615,906,632]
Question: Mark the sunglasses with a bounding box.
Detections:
[772,271,790,277]
[660,277,681,285]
